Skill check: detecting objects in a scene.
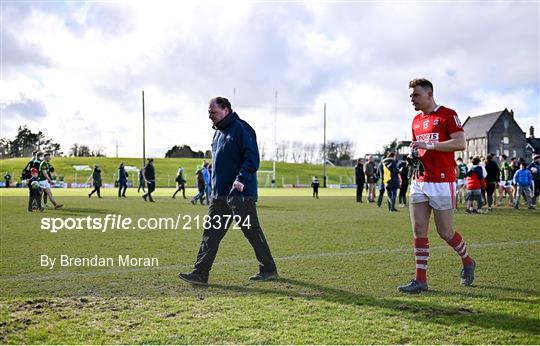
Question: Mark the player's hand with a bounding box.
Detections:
[410,141,427,150]
[233,180,244,192]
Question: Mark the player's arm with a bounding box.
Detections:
[411,131,465,152]
[42,168,53,183]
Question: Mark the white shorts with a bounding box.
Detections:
[499,180,512,188]
[38,180,51,189]
[410,180,456,210]
[456,179,465,187]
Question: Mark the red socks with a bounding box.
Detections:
[447,231,474,267]
[413,232,473,284]
[414,237,429,283]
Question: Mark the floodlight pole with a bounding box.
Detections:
[323,103,327,188]
[272,90,278,183]
[142,90,146,168]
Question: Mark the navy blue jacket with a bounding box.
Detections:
[118,167,128,182]
[527,162,540,182]
[211,112,259,199]
[382,158,400,189]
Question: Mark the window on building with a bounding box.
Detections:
[503,136,509,144]
[496,150,500,156]
[504,149,509,157]
[513,150,517,157]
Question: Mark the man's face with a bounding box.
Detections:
[44,155,50,162]
[208,100,229,125]
[409,86,432,112]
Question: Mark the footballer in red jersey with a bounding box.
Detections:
[398,78,476,293]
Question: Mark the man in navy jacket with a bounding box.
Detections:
[179,97,277,285]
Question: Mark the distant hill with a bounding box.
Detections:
[0,157,354,187]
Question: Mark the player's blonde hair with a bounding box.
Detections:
[409,78,433,92]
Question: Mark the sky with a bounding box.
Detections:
[1,1,539,159]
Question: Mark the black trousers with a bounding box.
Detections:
[143,181,155,201]
[313,187,319,198]
[377,184,385,207]
[89,185,101,197]
[486,182,497,207]
[118,181,127,197]
[534,182,540,205]
[173,183,186,198]
[193,197,276,276]
[399,181,409,205]
[356,184,364,202]
[28,194,41,211]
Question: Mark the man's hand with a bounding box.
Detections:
[410,141,428,150]
[233,180,244,192]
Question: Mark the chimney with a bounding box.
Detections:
[530,126,535,138]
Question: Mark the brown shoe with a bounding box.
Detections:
[54,204,63,209]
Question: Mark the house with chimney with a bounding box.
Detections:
[457,108,533,161]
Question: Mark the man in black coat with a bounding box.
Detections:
[142,159,156,202]
[117,163,128,198]
[179,97,277,285]
[355,159,366,203]
[88,165,102,198]
[398,155,410,207]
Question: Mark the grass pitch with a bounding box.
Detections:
[0,188,538,344]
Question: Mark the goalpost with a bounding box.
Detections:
[257,170,275,188]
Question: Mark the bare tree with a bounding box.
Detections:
[277,140,290,162]
[303,143,317,164]
[69,143,80,157]
[78,145,92,157]
[291,141,303,163]
[92,146,107,157]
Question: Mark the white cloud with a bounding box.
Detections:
[1,2,538,159]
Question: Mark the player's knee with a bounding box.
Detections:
[436,228,454,241]
[412,225,428,237]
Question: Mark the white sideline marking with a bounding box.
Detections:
[1,240,539,283]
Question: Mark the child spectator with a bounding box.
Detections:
[513,161,535,209]
[465,156,485,214]
[28,168,43,212]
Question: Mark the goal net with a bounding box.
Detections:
[257,170,275,188]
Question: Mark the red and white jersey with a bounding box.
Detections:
[411,105,464,183]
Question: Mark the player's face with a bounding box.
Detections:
[208,101,229,125]
[409,86,432,112]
